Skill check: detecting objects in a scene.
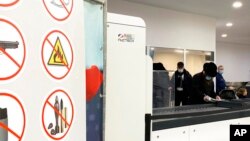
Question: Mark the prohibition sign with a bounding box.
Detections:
[43,0,74,21]
[42,89,74,140]
[0,0,19,7]
[0,93,26,141]
[41,30,73,80]
[0,18,26,81]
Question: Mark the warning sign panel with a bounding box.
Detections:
[47,37,68,66]
[0,18,26,81]
[0,92,26,141]
[0,0,19,7]
[41,30,73,80]
[42,89,74,140]
[43,0,74,21]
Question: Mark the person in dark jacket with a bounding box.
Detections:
[190,62,221,104]
[170,62,192,106]
[216,65,226,95]
[153,63,170,108]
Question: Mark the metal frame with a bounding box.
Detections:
[85,0,104,4]
[84,0,107,141]
[102,1,107,141]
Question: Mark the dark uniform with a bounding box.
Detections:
[172,69,192,106]
[191,72,216,104]
[216,72,226,94]
[190,62,218,104]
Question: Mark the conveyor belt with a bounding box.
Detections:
[217,98,250,108]
[153,104,229,120]
[152,98,250,131]
[154,104,227,115]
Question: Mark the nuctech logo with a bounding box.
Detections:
[118,34,135,43]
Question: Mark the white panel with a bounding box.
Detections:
[228,117,250,125]
[236,117,250,124]
[152,127,189,141]
[108,0,216,51]
[152,117,250,141]
[190,121,229,141]
[190,117,250,141]
[216,42,250,81]
[108,13,145,27]
[105,14,147,141]
[145,56,153,113]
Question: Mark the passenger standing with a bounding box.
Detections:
[170,62,192,106]
[191,62,221,104]
[216,65,226,95]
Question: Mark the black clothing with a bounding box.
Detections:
[191,72,217,104]
[153,63,166,70]
[238,95,247,99]
[171,69,192,106]
[204,62,217,77]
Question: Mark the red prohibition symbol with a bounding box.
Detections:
[41,30,74,80]
[43,0,74,21]
[0,0,19,7]
[42,89,74,140]
[0,18,26,81]
[0,92,26,141]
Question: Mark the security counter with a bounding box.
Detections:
[151,99,250,141]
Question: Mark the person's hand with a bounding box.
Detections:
[228,86,235,90]
[216,95,221,101]
[203,95,212,102]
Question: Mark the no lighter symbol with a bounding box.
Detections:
[41,30,73,80]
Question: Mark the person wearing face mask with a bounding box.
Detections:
[170,62,192,106]
[190,62,221,104]
[216,65,226,95]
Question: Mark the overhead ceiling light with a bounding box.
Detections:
[233,1,243,8]
[205,52,212,56]
[174,49,183,53]
[226,22,233,27]
[221,34,228,38]
[174,50,189,53]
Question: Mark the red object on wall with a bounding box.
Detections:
[86,65,103,102]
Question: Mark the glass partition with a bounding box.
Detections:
[153,47,184,78]
[148,47,216,110]
[148,47,184,108]
[186,50,214,76]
